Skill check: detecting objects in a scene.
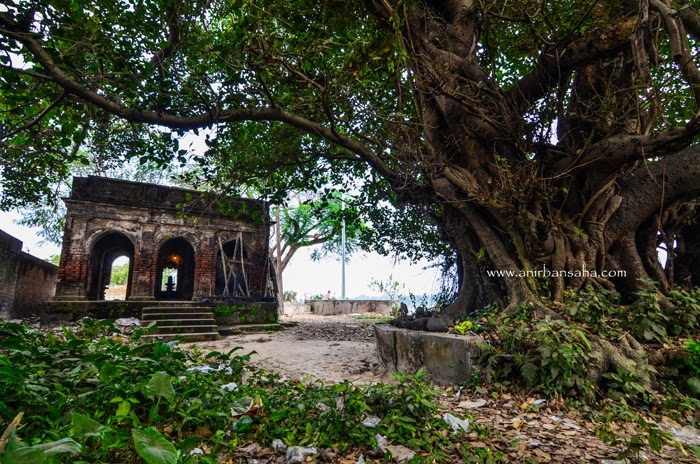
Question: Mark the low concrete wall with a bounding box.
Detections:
[306,299,396,316]
[374,324,483,385]
[213,301,279,325]
[44,300,202,322]
[283,302,310,315]
[0,229,58,319]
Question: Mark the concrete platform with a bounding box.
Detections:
[44,300,209,321]
[373,323,483,385]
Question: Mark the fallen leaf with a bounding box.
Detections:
[533,448,551,462]
[384,445,416,463]
[511,419,526,431]
[194,427,212,438]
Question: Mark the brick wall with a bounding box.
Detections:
[0,229,21,318]
[13,252,58,317]
[0,229,58,319]
[56,176,272,301]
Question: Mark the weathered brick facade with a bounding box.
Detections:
[55,176,272,301]
[0,229,58,318]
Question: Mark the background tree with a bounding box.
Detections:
[272,193,369,274]
[2,0,700,322]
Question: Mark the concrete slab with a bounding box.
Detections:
[373,323,483,385]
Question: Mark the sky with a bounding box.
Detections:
[0,210,441,300]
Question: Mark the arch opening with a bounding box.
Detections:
[156,238,195,300]
[105,255,130,300]
[88,232,135,300]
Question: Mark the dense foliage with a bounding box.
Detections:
[0,320,503,463]
[6,0,700,313]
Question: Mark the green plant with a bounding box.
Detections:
[282,290,298,302]
[668,288,700,335]
[604,366,654,404]
[594,402,678,461]
[368,274,405,302]
[626,279,669,343]
[454,320,473,335]
[0,320,501,463]
[213,304,239,315]
[483,318,600,398]
[684,339,700,397]
[686,339,700,377]
[563,286,624,334]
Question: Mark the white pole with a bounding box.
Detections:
[341,199,346,300]
[275,206,284,312]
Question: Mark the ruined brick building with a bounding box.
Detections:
[54,176,274,302]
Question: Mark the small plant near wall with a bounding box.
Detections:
[454,320,474,335]
[213,305,239,315]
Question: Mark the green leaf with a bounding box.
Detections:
[145,371,176,403]
[132,427,178,464]
[1,430,45,464]
[70,412,109,438]
[116,400,131,419]
[35,437,82,455]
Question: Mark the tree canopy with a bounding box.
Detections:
[2,0,700,316]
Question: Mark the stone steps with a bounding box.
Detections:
[218,323,284,336]
[142,313,215,322]
[142,306,204,315]
[142,319,217,327]
[141,305,220,342]
[140,333,221,343]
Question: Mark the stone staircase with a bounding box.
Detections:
[140,306,220,342]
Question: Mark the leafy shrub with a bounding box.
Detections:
[626,279,669,343]
[686,339,700,378]
[594,402,676,460]
[563,286,623,333]
[603,367,654,404]
[483,316,600,398]
[667,287,700,336]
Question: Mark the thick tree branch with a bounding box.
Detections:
[1,91,67,141]
[605,144,700,247]
[557,125,700,176]
[677,0,700,44]
[651,0,700,106]
[506,18,637,115]
[0,25,402,187]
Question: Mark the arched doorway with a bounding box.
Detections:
[155,237,195,300]
[87,232,135,300]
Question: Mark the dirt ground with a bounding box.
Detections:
[187,314,394,384]
[187,314,698,463]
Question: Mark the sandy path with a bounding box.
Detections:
[186,314,394,384]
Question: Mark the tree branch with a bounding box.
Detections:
[605,144,700,247]
[506,18,637,115]
[1,91,67,141]
[556,125,700,176]
[677,0,700,43]
[0,25,402,186]
[148,3,181,69]
[650,0,700,107]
